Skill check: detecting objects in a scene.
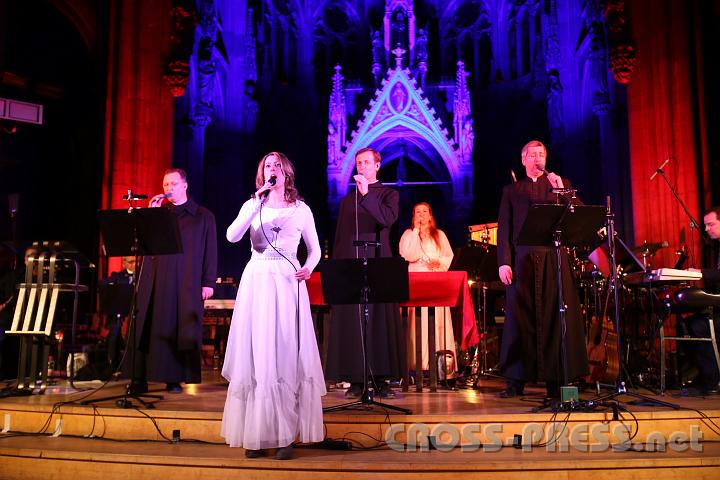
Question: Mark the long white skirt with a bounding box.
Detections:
[220,255,326,449]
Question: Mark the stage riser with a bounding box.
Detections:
[2,405,719,446]
[0,406,223,442]
[328,419,720,448]
[1,449,720,480]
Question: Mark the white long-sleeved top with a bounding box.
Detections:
[226,197,321,273]
[399,227,454,272]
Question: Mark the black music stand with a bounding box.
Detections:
[517,204,606,390]
[450,245,503,384]
[320,253,411,414]
[85,207,182,408]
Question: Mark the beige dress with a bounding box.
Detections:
[399,228,456,373]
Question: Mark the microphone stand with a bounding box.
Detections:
[586,197,679,410]
[82,199,164,408]
[322,240,411,414]
[653,167,703,268]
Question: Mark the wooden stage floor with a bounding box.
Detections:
[1,371,719,479]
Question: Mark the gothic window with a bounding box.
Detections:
[521,12,531,75]
[509,23,517,80]
[439,0,492,87]
[478,32,491,89]
[313,1,361,91]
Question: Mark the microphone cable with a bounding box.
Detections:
[258,199,302,358]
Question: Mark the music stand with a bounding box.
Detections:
[517,203,606,390]
[320,253,411,414]
[450,245,503,384]
[85,207,182,408]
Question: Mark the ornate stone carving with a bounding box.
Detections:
[164,1,197,97]
[606,0,636,84]
[453,61,473,163]
[328,65,347,168]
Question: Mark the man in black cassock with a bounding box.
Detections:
[125,168,217,394]
[496,140,588,399]
[325,147,403,398]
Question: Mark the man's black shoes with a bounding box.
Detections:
[376,382,396,398]
[498,385,524,398]
[166,382,183,393]
[345,383,364,398]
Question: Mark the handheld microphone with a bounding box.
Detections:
[649,158,670,181]
[261,175,277,200]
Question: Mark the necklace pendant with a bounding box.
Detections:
[271,226,282,233]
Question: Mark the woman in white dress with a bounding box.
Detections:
[399,202,456,376]
[221,152,325,460]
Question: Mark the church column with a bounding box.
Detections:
[102,0,175,214]
[545,0,565,145]
[585,0,615,206]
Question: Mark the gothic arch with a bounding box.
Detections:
[327,62,473,222]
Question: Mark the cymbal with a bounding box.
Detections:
[632,240,669,255]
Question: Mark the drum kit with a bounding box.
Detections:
[572,238,696,391]
[459,219,690,392]
[458,222,503,386]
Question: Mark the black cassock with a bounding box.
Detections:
[497,175,588,384]
[127,199,217,384]
[324,182,405,382]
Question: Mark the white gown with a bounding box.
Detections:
[399,228,456,373]
[221,198,326,449]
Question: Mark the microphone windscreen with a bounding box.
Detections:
[268,175,277,186]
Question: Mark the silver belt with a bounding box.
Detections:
[251,248,297,260]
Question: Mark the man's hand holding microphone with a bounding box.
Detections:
[353,173,369,196]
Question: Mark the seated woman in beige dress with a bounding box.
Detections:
[399,202,456,377]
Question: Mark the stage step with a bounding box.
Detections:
[1,434,719,480]
[1,378,720,478]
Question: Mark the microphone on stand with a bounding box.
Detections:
[649,158,670,181]
[123,190,148,200]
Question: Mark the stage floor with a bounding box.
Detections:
[1,371,719,479]
[3,369,718,416]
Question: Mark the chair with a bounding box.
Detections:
[659,287,720,394]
